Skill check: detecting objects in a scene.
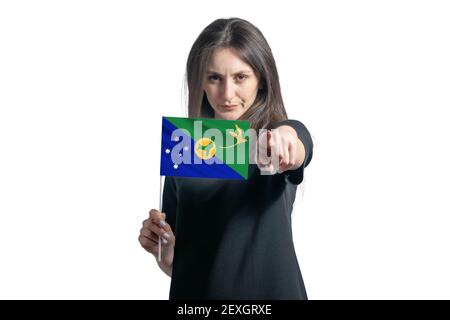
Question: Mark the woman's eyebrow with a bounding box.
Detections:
[206,70,253,76]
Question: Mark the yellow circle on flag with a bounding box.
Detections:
[194,137,216,160]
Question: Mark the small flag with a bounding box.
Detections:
[160,116,250,180]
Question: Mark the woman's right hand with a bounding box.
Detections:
[139,209,175,268]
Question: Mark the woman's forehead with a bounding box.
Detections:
[207,48,253,74]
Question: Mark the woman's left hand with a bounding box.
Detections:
[256,125,305,174]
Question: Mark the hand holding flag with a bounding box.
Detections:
[155,116,250,261]
[139,209,175,271]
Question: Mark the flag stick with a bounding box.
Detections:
[158,175,163,262]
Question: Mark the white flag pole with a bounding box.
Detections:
[158,175,163,262]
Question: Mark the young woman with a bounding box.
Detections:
[139,17,313,299]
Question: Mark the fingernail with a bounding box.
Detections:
[162,238,168,244]
[159,220,167,227]
[163,232,170,239]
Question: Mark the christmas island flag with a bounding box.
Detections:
[160,117,250,180]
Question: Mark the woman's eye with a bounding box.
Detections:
[208,74,248,82]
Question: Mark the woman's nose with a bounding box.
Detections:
[222,79,237,102]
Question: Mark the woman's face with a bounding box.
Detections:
[203,47,260,120]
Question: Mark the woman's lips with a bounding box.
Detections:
[221,104,239,109]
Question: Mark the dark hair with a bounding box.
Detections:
[185,17,288,129]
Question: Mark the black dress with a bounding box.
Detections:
[162,120,314,300]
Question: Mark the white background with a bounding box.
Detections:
[1,1,449,299]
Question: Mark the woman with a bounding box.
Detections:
[139,17,313,299]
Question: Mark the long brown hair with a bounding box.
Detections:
[185,18,288,129]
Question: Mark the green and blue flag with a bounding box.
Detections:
[160,117,250,180]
